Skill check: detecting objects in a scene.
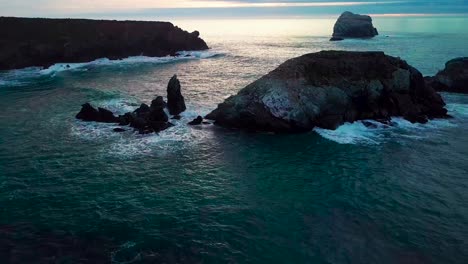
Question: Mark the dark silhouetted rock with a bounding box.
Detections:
[76,103,118,123]
[171,115,182,120]
[191,31,200,38]
[128,101,170,133]
[330,37,344,41]
[76,103,99,121]
[167,75,187,115]
[425,57,468,93]
[76,97,172,134]
[113,128,126,132]
[206,51,448,133]
[331,11,378,40]
[97,107,118,123]
[0,17,209,70]
[188,116,203,125]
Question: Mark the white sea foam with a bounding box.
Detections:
[314,116,459,145]
[71,100,213,158]
[40,51,221,75]
[446,103,468,118]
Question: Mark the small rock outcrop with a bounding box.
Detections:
[167,75,187,115]
[206,51,448,133]
[425,57,468,93]
[75,103,119,123]
[76,76,190,134]
[188,116,203,126]
[330,11,378,41]
[0,17,209,70]
[77,99,172,134]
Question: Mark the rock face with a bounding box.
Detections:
[206,51,448,133]
[0,17,209,71]
[167,75,187,115]
[425,57,468,93]
[331,11,378,41]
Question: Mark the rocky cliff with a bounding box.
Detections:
[0,17,209,70]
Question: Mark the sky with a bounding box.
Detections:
[0,0,467,19]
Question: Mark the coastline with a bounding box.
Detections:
[0,17,209,70]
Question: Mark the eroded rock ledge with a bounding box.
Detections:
[0,17,209,70]
[206,51,448,133]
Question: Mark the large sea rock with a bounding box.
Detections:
[330,11,378,41]
[425,57,468,93]
[206,51,448,133]
[0,17,209,70]
[167,75,187,115]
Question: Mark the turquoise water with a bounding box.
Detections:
[1,17,468,263]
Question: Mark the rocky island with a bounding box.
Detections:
[0,17,208,70]
[425,57,468,94]
[206,51,448,133]
[330,11,379,41]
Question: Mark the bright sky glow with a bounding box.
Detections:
[0,0,466,18]
[24,1,405,11]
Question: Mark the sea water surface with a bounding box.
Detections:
[1,16,468,263]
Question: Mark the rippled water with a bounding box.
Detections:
[1,17,468,263]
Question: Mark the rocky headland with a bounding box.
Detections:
[425,57,468,94]
[330,11,379,41]
[206,51,448,133]
[0,17,208,70]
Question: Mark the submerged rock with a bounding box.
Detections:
[113,128,126,132]
[0,17,209,71]
[206,51,448,133]
[330,11,378,41]
[167,75,187,115]
[188,116,203,125]
[425,57,468,93]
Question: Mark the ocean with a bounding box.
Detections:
[1,16,468,263]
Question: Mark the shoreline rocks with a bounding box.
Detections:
[330,11,378,41]
[425,57,468,93]
[0,17,209,71]
[206,51,448,133]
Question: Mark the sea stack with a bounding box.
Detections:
[330,11,379,41]
[166,75,187,116]
[76,76,191,134]
[425,57,468,93]
[206,51,448,133]
[0,17,209,70]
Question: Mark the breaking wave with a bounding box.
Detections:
[314,102,467,145]
[0,50,222,87]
